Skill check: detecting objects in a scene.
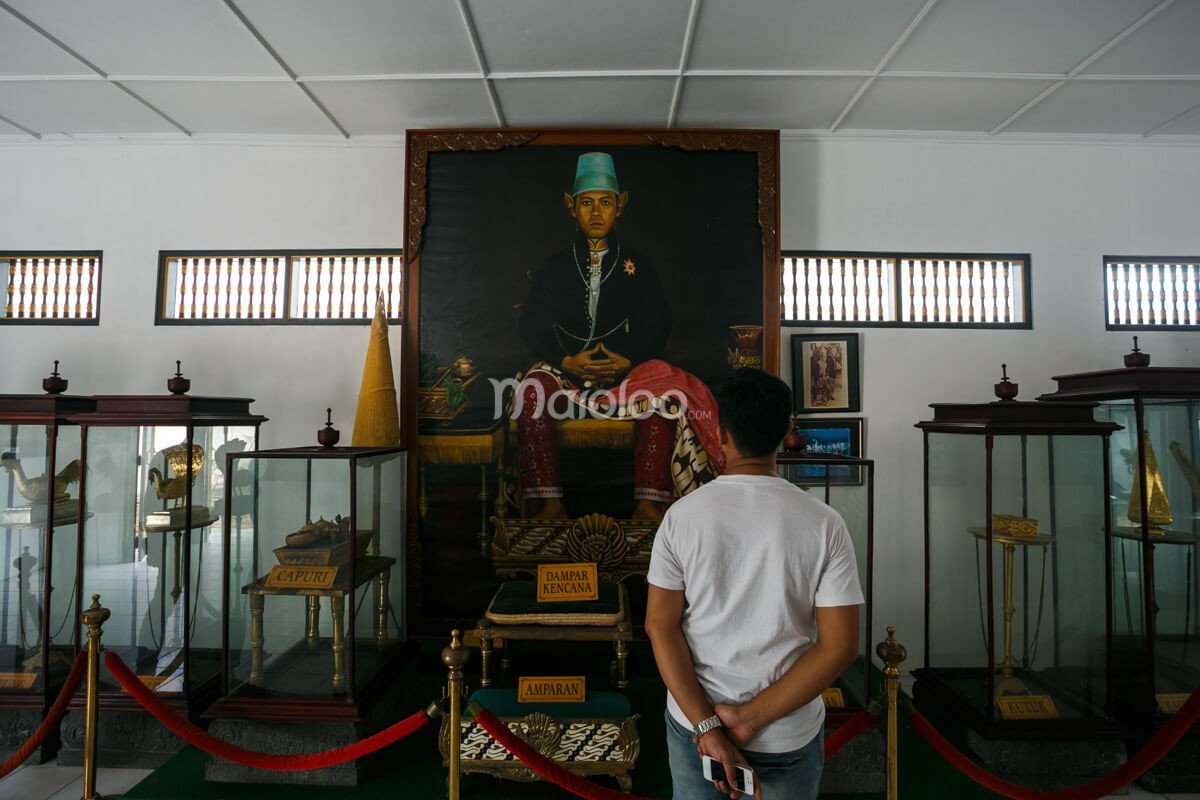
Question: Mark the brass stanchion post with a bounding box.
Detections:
[81,594,111,800]
[442,629,469,800]
[876,626,907,800]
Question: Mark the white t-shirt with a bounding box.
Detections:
[647,473,864,753]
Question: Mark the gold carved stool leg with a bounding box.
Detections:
[249,594,264,685]
[331,594,346,691]
[616,622,631,690]
[478,465,490,557]
[419,464,429,518]
[478,620,493,687]
[306,595,320,646]
[375,569,390,642]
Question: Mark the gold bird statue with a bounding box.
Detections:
[0,452,82,503]
[147,444,205,506]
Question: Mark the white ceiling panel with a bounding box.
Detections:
[0,80,179,133]
[235,0,479,76]
[494,77,675,126]
[690,0,927,71]
[305,79,494,134]
[676,76,863,129]
[122,80,337,134]
[889,0,1163,74]
[841,77,1055,131]
[2,0,285,77]
[469,0,689,73]
[1006,80,1200,134]
[0,11,90,75]
[1083,1,1200,76]
[1156,104,1200,135]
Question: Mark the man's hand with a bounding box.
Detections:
[696,729,761,800]
[714,703,758,749]
[560,343,632,387]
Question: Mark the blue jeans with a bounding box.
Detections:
[665,710,823,799]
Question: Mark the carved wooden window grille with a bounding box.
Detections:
[1104,257,1199,330]
[157,250,403,324]
[2,253,101,323]
[782,252,1030,328]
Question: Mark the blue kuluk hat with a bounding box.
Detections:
[572,152,620,196]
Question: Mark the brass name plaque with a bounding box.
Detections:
[821,688,846,709]
[997,695,1058,720]
[0,672,37,690]
[536,562,599,602]
[1157,693,1188,715]
[265,565,338,590]
[518,676,586,703]
[121,675,169,694]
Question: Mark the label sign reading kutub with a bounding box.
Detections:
[821,688,846,709]
[518,676,586,703]
[536,562,599,602]
[265,565,338,590]
[997,695,1058,720]
[0,672,37,689]
[1157,693,1188,714]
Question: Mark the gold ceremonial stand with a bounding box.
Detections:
[969,527,1053,693]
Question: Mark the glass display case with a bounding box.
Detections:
[211,446,407,718]
[777,453,874,719]
[0,390,93,746]
[1040,362,1200,730]
[914,395,1124,739]
[74,394,264,715]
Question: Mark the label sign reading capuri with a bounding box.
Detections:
[536,562,599,602]
[264,565,338,590]
[518,676,586,703]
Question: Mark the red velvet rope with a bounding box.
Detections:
[824,710,872,760]
[103,652,429,771]
[908,683,1200,800]
[0,651,88,779]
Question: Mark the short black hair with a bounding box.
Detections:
[717,368,792,457]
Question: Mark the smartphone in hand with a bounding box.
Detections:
[701,755,756,794]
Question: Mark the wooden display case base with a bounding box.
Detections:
[820,727,884,794]
[1136,728,1200,793]
[0,704,55,763]
[57,706,184,769]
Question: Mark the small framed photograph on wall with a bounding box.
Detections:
[791,333,861,413]
[785,417,865,485]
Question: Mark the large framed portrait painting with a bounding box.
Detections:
[403,129,780,629]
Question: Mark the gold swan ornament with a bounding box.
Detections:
[0,452,82,503]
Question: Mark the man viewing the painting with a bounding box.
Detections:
[515,152,723,521]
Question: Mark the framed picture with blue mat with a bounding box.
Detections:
[786,417,864,486]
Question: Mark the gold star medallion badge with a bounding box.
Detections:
[623,258,636,276]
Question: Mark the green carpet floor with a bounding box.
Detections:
[121,640,1008,800]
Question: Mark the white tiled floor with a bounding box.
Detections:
[2,759,1199,799]
[0,763,151,799]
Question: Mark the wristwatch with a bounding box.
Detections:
[693,714,723,739]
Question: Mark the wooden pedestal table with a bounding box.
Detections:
[242,555,396,692]
[473,582,633,690]
[418,415,506,556]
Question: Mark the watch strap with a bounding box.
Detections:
[693,713,722,738]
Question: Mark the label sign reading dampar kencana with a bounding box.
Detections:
[997,695,1058,720]
[536,562,599,602]
[518,676,587,703]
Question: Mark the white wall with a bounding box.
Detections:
[2,137,1198,656]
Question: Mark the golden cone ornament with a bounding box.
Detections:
[351,297,401,446]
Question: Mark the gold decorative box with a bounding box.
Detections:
[992,514,1039,537]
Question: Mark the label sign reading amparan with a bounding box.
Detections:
[0,672,37,689]
[997,695,1058,720]
[1157,693,1188,714]
[518,676,586,703]
[536,562,599,602]
[121,675,169,694]
[265,565,338,590]
[821,688,846,709]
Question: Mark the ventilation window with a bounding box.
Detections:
[157,251,403,324]
[2,253,102,323]
[1105,257,1199,329]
